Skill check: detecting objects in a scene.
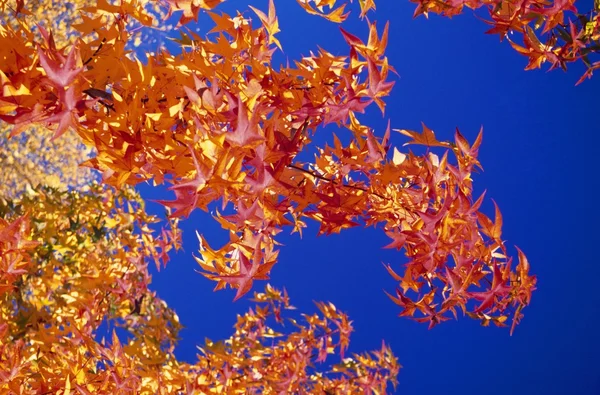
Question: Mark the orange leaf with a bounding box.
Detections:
[395,122,450,148]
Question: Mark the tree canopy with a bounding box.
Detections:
[1,0,591,392]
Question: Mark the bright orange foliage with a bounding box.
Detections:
[407,0,600,83]
[0,0,537,327]
[0,0,542,392]
[0,186,398,392]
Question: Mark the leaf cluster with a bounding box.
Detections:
[0,0,546,392]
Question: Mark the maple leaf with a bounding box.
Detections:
[246,144,276,193]
[37,45,82,88]
[222,200,265,229]
[207,10,235,33]
[358,0,376,18]
[249,0,282,50]
[0,215,39,250]
[443,265,472,302]
[164,0,223,26]
[225,95,264,147]
[477,200,503,242]
[514,247,536,303]
[296,0,350,22]
[385,288,418,317]
[312,209,360,235]
[324,83,371,125]
[454,127,483,160]
[157,146,212,218]
[472,263,512,313]
[0,69,30,99]
[43,85,80,140]
[217,248,274,301]
[365,129,385,163]
[35,23,57,52]
[414,302,451,329]
[340,20,389,61]
[366,56,394,113]
[1,104,46,138]
[540,0,577,27]
[507,247,536,335]
[183,74,209,107]
[384,228,408,250]
[508,27,561,70]
[395,122,451,148]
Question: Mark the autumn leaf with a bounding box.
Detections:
[37,45,82,88]
[216,249,274,301]
[225,95,264,147]
[366,56,395,112]
[0,3,537,384]
[477,200,503,242]
[43,85,80,140]
[358,0,376,18]
[471,263,512,313]
[395,122,451,148]
[163,0,224,26]
[296,0,350,22]
[249,0,282,50]
[454,126,483,159]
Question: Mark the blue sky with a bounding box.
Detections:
[131,1,599,394]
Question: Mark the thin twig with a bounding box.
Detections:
[83,38,107,66]
[286,164,388,200]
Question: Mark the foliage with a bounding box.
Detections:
[0,184,179,391]
[0,0,169,199]
[0,124,98,199]
[0,0,549,392]
[0,0,167,48]
[407,0,600,83]
[0,0,536,328]
[0,186,397,392]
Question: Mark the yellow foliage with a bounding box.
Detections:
[0,186,398,392]
[0,123,98,199]
[0,0,167,48]
[0,0,542,391]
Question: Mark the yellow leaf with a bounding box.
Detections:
[392,147,406,165]
[64,374,71,395]
[169,103,182,117]
[146,113,162,121]
[75,368,85,385]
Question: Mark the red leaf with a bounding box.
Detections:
[38,45,82,88]
[225,95,264,147]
